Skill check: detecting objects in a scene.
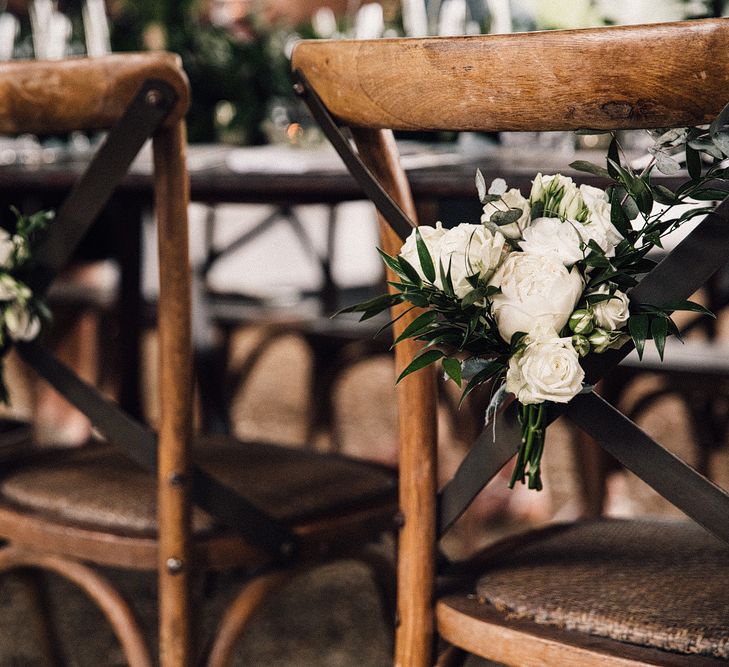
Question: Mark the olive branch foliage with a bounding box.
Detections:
[339,107,729,405]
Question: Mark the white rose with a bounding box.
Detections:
[489,252,584,342]
[0,229,13,269]
[0,275,30,301]
[579,184,623,257]
[506,323,585,405]
[518,217,586,266]
[4,304,40,341]
[530,173,583,219]
[481,188,531,239]
[590,284,630,331]
[439,223,505,298]
[399,222,447,284]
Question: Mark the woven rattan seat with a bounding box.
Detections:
[0,437,396,536]
[440,520,729,659]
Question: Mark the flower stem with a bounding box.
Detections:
[510,402,547,491]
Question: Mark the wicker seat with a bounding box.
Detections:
[293,18,729,667]
[440,520,729,661]
[0,439,396,536]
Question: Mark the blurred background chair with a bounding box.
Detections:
[0,53,398,666]
[293,18,729,666]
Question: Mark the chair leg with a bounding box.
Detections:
[14,569,65,666]
[206,571,293,667]
[353,546,397,634]
[434,644,468,667]
[0,546,153,667]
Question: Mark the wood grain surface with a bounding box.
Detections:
[293,18,729,132]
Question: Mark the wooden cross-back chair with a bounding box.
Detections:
[293,18,729,666]
[0,54,398,666]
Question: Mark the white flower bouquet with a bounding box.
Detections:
[342,121,729,490]
[0,208,52,402]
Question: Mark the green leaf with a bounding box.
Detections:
[490,208,522,226]
[690,188,729,201]
[650,316,668,361]
[396,349,444,383]
[629,176,653,216]
[397,255,423,287]
[609,188,631,238]
[393,310,439,345]
[458,361,504,407]
[461,287,487,309]
[442,357,462,387]
[569,160,611,179]
[651,184,678,205]
[659,300,715,317]
[628,314,649,359]
[710,100,729,156]
[415,228,436,283]
[376,247,408,279]
[607,136,621,179]
[439,257,456,298]
[334,292,400,316]
[686,144,701,180]
[530,200,544,220]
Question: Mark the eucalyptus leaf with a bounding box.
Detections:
[491,208,522,226]
[458,361,504,407]
[569,160,611,179]
[475,168,487,202]
[653,151,682,176]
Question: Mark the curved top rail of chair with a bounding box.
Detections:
[0,52,190,135]
[292,18,729,133]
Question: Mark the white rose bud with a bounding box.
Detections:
[4,303,40,341]
[399,222,447,284]
[571,334,591,357]
[560,188,583,220]
[0,275,30,301]
[0,229,14,269]
[591,284,630,331]
[518,217,585,266]
[506,324,585,404]
[588,327,611,353]
[568,309,594,335]
[579,184,623,257]
[481,188,531,239]
[439,223,505,298]
[489,252,584,342]
[530,173,582,219]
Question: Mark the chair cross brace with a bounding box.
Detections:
[13,80,299,561]
[295,73,729,546]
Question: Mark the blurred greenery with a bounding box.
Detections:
[111,0,297,144]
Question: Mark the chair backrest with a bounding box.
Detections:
[292,17,729,666]
[0,53,193,665]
